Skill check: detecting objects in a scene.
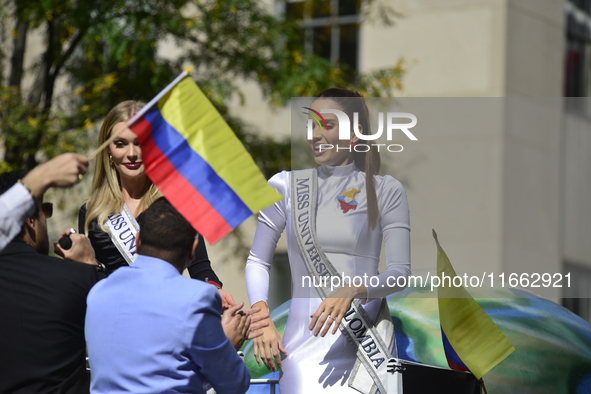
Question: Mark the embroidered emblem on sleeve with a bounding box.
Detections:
[337,188,360,213]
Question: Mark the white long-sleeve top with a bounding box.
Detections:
[0,183,34,253]
[244,163,411,394]
[246,163,411,304]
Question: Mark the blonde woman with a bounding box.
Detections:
[79,101,233,305]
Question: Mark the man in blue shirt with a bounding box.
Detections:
[85,198,250,393]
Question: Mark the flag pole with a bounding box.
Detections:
[87,67,193,161]
[126,66,193,126]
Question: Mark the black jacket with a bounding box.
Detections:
[78,204,221,285]
[0,240,105,394]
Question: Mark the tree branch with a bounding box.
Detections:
[50,28,85,81]
[8,16,28,88]
[42,17,56,114]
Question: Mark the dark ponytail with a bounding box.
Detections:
[314,88,381,230]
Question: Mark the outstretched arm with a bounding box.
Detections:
[22,153,88,198]
[245,172,288,371]
[1,153,88,253]
[187,234,223,286]
[0,183,35,253]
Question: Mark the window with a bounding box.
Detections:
[565,0,591,96]
[570,0,591,14]
[562,262,591,322]
[285,0,361,74]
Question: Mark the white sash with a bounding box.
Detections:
[105,205,139,265]
[291,169,397,394]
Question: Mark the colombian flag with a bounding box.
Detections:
[128,69,282,244]
[433,230,515,379]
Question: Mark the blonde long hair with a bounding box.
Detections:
[85,100,162,233]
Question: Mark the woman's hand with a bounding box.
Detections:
[221,303,270,350]
[218,288,237,310]
[251,301,286,372]
[309,284,367,337]
[242,306,269,340]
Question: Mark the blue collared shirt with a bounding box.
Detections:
[85,254,249,394]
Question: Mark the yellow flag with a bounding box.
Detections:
[433,230,515,379]
[129,69,282,243]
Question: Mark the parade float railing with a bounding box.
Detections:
[249,378,280,394]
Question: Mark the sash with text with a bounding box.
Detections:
[291,169,396,394]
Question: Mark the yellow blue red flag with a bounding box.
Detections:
[128,69,282,243]
[433,230,515,379]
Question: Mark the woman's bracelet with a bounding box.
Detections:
[206,280,222,289]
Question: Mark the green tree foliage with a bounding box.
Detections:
[0,0,404,174]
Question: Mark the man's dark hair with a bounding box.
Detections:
[0,170,40,219]
[138,198,197,265]
[0,170,27,195]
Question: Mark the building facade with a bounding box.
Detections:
[219,0,591,321]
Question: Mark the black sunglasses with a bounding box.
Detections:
[41,202,53,218]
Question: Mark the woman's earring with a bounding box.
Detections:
[109,155,114,164]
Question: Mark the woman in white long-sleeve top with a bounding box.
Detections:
[245,88,411,394]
